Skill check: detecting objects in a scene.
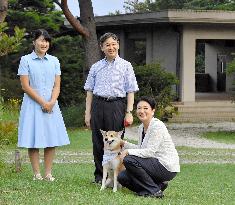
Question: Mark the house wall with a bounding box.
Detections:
[152,27,178,75]
[180,25,235,102]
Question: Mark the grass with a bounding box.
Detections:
[1,101,235,204]
[202,131,235,144]
[0,164,234,205]
[1,129,235,205]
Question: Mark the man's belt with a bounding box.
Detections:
[94,95,125,102]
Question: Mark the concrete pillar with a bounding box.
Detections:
[180,27,196,102]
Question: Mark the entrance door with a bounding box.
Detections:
[217,54,226,92]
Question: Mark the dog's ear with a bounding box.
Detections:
[100,129,106,137]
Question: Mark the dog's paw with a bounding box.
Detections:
[113,187,117,192]
[100,186,105,191]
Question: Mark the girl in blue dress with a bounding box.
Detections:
[17,29,70,181]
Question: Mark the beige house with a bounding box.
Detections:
[95,10,235,103]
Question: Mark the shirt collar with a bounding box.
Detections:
[104,55,120,64]
[31,51,49,60]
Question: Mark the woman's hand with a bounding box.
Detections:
[120,149,129,162]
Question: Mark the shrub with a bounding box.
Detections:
[61,103,86,128]
[0,77,23,101]
[227,57,235,100]
[0,121,18,145]
[134,63,178,121]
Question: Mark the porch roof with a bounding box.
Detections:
[95,10,235,26]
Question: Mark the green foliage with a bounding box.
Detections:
[50,35,85,107]
[0,98,19,146]
[134,63,178,120]
[124,0,235,13]
[62,103,86,128]
[0,77,23,101]
[227,57,235,75]
[0,121,18,146]
[0,22,25,57]
[227,57,235,95]
[195,53,205,73]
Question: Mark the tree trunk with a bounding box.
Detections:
[79,0,101,78]
[0,0,8,23]
[60,0,101,79]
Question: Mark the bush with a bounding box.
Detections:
[227,57,235,99]
[61,103,86,128]
[0,98,19,146]
[51,35,85,107]
[0,77,23,101]
[134,63,178,121]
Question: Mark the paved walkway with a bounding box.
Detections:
[125,122,235,149]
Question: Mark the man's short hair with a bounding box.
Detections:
[100,32,119,45]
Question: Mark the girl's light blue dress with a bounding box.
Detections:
[17,51,70,148]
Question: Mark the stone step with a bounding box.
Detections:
[169,116,235,123]
[173,100,234,107]
[170,100,235,122]
[173,111,235,117]
[177,107,235,112]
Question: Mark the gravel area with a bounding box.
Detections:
[124,122,235,149]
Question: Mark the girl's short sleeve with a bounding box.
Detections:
[17,56,29,75]
[54,57,61,75]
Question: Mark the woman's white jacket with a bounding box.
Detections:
[124,117,180,172]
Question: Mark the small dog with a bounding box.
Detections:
[100,129,125,192]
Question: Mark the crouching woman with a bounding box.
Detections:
[118,96,180,198]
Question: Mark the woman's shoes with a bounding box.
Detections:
[138,190,164,198]
[44,174,55,182]
[33,173,55,181]
[159,181,168,192]
[33,173,43,181]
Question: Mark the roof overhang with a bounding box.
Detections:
[94,10,235,27]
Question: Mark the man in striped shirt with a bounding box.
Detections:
[84,32,139,184]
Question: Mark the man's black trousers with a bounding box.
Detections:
[90,96,126,181]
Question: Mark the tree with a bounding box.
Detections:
[124,0,235,13]
[0,22,25,57]
[55,0,101,78]
[7,0,64,34]
[0,0,8,22]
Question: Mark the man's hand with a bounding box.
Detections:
[124,113,133,127]
[85,112,91,128]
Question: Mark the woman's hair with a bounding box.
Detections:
[136,96,156,110]
[99,32,119,46]
[33,29,51,43]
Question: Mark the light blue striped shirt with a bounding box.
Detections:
[84,56,139,97]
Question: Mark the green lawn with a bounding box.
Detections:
[1,129,235,205]
[202,131,235,144]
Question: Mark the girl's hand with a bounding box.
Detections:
[42,101,55,113]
